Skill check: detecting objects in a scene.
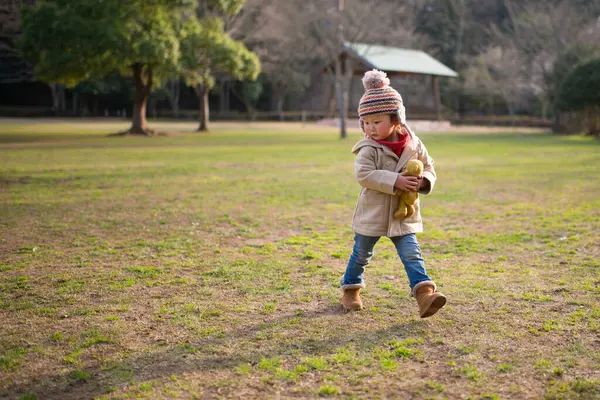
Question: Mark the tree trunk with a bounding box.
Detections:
[219,81,226,114]
[224,81,230,113]
[328,79,336,118]
[197,84,209,132]
[130,63,153,135]
[242,82,256,121]
[335,55,347,139]
[541,97,548,119]
[276,95,284,121]
[336,0,346,139]
[81,94,89,116]
[584,106,600,136]
[347,73,356,116]
[72,92,78,116]
[432,76,441,120]
[246,105,255,121]
[343,59,353,119]
[165,79,180,118]
[552,100,562,133]
[595,105,600,136]
[50,83,66,115]
[274,84,286,121]
[450,0,465,116]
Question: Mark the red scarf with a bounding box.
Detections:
[373,128,409,157]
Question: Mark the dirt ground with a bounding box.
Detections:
[0,117,550,134]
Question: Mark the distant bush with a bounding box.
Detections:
[558,58,600,136]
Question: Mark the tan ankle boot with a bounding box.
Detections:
[342,288,364,311]
[413,281,446,318]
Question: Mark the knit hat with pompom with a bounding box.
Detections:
[358,69,406,126]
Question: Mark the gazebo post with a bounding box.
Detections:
[328,79,336,118]
[335,52,347,139]
[326,44,457,125]
[432,75,441,120]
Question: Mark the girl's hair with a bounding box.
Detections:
[361,113,407,138]
[390,113,405,136]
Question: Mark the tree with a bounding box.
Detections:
[558,58,600,135]
[18,0,196,135]
[550,44,600,118]
[304,0,422,138]
[501,0,600,125]
[162,79,183,118]
[416,0,495,116]
[225,0,316,120]
[462,46,532,115]
[180,16,260,131]
[72,74,134,116]
[416,0,470,71]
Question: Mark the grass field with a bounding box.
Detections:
[0,119,599,399]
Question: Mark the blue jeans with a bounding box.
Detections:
[342,233,431,289]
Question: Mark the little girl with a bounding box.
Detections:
[341,69,446,318]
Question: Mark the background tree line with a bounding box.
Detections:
[12,0,600,134]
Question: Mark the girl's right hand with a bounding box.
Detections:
[395,172,420,192]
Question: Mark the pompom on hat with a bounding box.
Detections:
[358,69,407,129]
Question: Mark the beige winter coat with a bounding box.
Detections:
[351,131,437,237]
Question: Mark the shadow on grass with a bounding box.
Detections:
[4,305,424,399]
[107,129,175,138]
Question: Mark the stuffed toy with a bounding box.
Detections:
[394,159,423,219]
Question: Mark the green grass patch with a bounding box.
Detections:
[0,347,27,371]
[0,121,598,398]
[318,385,340,396]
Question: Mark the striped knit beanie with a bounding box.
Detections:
[358,69,407,128]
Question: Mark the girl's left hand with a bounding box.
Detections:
[418,176,430,191]
[416,176,424,190]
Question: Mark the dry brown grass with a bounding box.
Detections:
[0,120,598,399]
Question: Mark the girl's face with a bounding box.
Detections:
[362,114,398,141]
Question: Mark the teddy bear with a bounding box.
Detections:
[393,159,424,219]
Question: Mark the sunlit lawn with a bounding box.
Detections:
[1,119,599,399]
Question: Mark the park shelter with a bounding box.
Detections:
[329,42,459,120]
